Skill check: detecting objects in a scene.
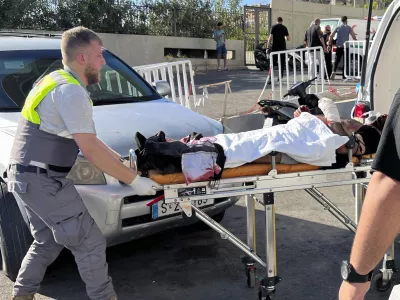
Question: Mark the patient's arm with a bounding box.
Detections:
[329,121,365,155]
[294,106,328,124]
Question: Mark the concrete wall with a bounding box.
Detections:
[270,0,385,49]
[1,29,243,70]
[98,33,244,70]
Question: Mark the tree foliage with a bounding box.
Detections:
[0,0,244,39]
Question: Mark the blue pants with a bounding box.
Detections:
[217,44,227,56]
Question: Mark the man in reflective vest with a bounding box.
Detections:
[7,26,161,300]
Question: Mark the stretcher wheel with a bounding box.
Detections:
[258,288,275,300]
[247,269,256,288]
[372,271,392,292]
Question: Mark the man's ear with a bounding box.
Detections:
[75,51,86,65]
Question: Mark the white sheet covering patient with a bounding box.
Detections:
[212,112,349,169]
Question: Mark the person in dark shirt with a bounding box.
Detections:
[305,19,327,80]
[267,17,290,79]
[328,16,357,80]
[323,25,333,79]
[338,89,400,300]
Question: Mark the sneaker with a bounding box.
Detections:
[217,68,221,72]
[12,295,35,300]
[224,67,229,71]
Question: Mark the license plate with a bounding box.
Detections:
[152,199,214,219]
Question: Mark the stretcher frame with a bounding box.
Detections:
[131,151,396,299]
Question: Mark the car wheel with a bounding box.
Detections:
[0,181,33,281]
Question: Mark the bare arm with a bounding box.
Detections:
[320,37,327,52]
[350,28,357,40]
[73,133,136,185]
[351,172,400,274]
[286,35,290,41]
[328,29,337,45]
[267,34,273,49]
[339,172,400,300]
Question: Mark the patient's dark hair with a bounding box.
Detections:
[355,125,381,155]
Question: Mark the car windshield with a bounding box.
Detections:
[320,19,339,32]
[0,48,161,111]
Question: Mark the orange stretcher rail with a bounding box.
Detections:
[149,154,376,185]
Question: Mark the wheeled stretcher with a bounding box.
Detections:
[131,150,397,299]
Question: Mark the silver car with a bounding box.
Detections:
[0,33,240,281]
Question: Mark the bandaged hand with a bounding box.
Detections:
[129,175,162,196]
[293,105,310,118]
[318,97,340,122]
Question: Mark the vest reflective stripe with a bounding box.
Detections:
[21,69,82,124]
[10,69,87,168]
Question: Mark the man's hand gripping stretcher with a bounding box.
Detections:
[132,97,387,185]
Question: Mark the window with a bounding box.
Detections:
[0,48,161,111]
[320,20,339,32]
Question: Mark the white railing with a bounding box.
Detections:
[343,41,373,80]
[133,60,196,109]
[269,46,327,101]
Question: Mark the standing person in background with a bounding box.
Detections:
[305,19,328,80]
[328,16,357,80]
[213,22,228,72]
[323,25,333,80]
[267,17,290,80]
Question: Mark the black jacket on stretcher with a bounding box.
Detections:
[134,131,226,179]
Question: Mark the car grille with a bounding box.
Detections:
[123,190,164,204]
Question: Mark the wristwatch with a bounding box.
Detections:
[119,156,126,163]
[341,261,373,283]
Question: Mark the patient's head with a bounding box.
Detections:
[340,118,363,135]
[338,118,382,155]
[354,125,382,155]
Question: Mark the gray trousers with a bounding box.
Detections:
[7,165,115,300]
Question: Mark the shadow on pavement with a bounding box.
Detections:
[193,69,356,96]
[18,204,396,300]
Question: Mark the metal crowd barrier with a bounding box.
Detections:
[269,46,327,101]
[133,60,197,109]
[343,41,373,81]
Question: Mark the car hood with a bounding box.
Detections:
[0,99,223,156]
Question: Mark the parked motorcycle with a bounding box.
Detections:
[257,77,323,126]
[254,43,269,71]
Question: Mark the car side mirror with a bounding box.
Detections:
[154,80,171,97]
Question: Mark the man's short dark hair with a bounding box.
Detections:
[277,17,283,23]
[341,16,348,22]
[217,22,223,26]
[61,26,103,63]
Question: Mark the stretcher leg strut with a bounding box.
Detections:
[189,204,267,268]
[259,193,281,300]
[157,155,388,298]
[244,194,257,287]
[305,188,357,233]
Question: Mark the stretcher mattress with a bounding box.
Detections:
[149,154,376,185]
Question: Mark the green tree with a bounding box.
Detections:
[364,0,393,9]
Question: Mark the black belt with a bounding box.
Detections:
[10,164,72,174]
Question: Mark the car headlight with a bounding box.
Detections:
[67,156,107,185]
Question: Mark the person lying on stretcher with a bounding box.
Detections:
[134,98,388,184]
[253,98,387,166]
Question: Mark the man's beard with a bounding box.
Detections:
[84,65,100,85]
